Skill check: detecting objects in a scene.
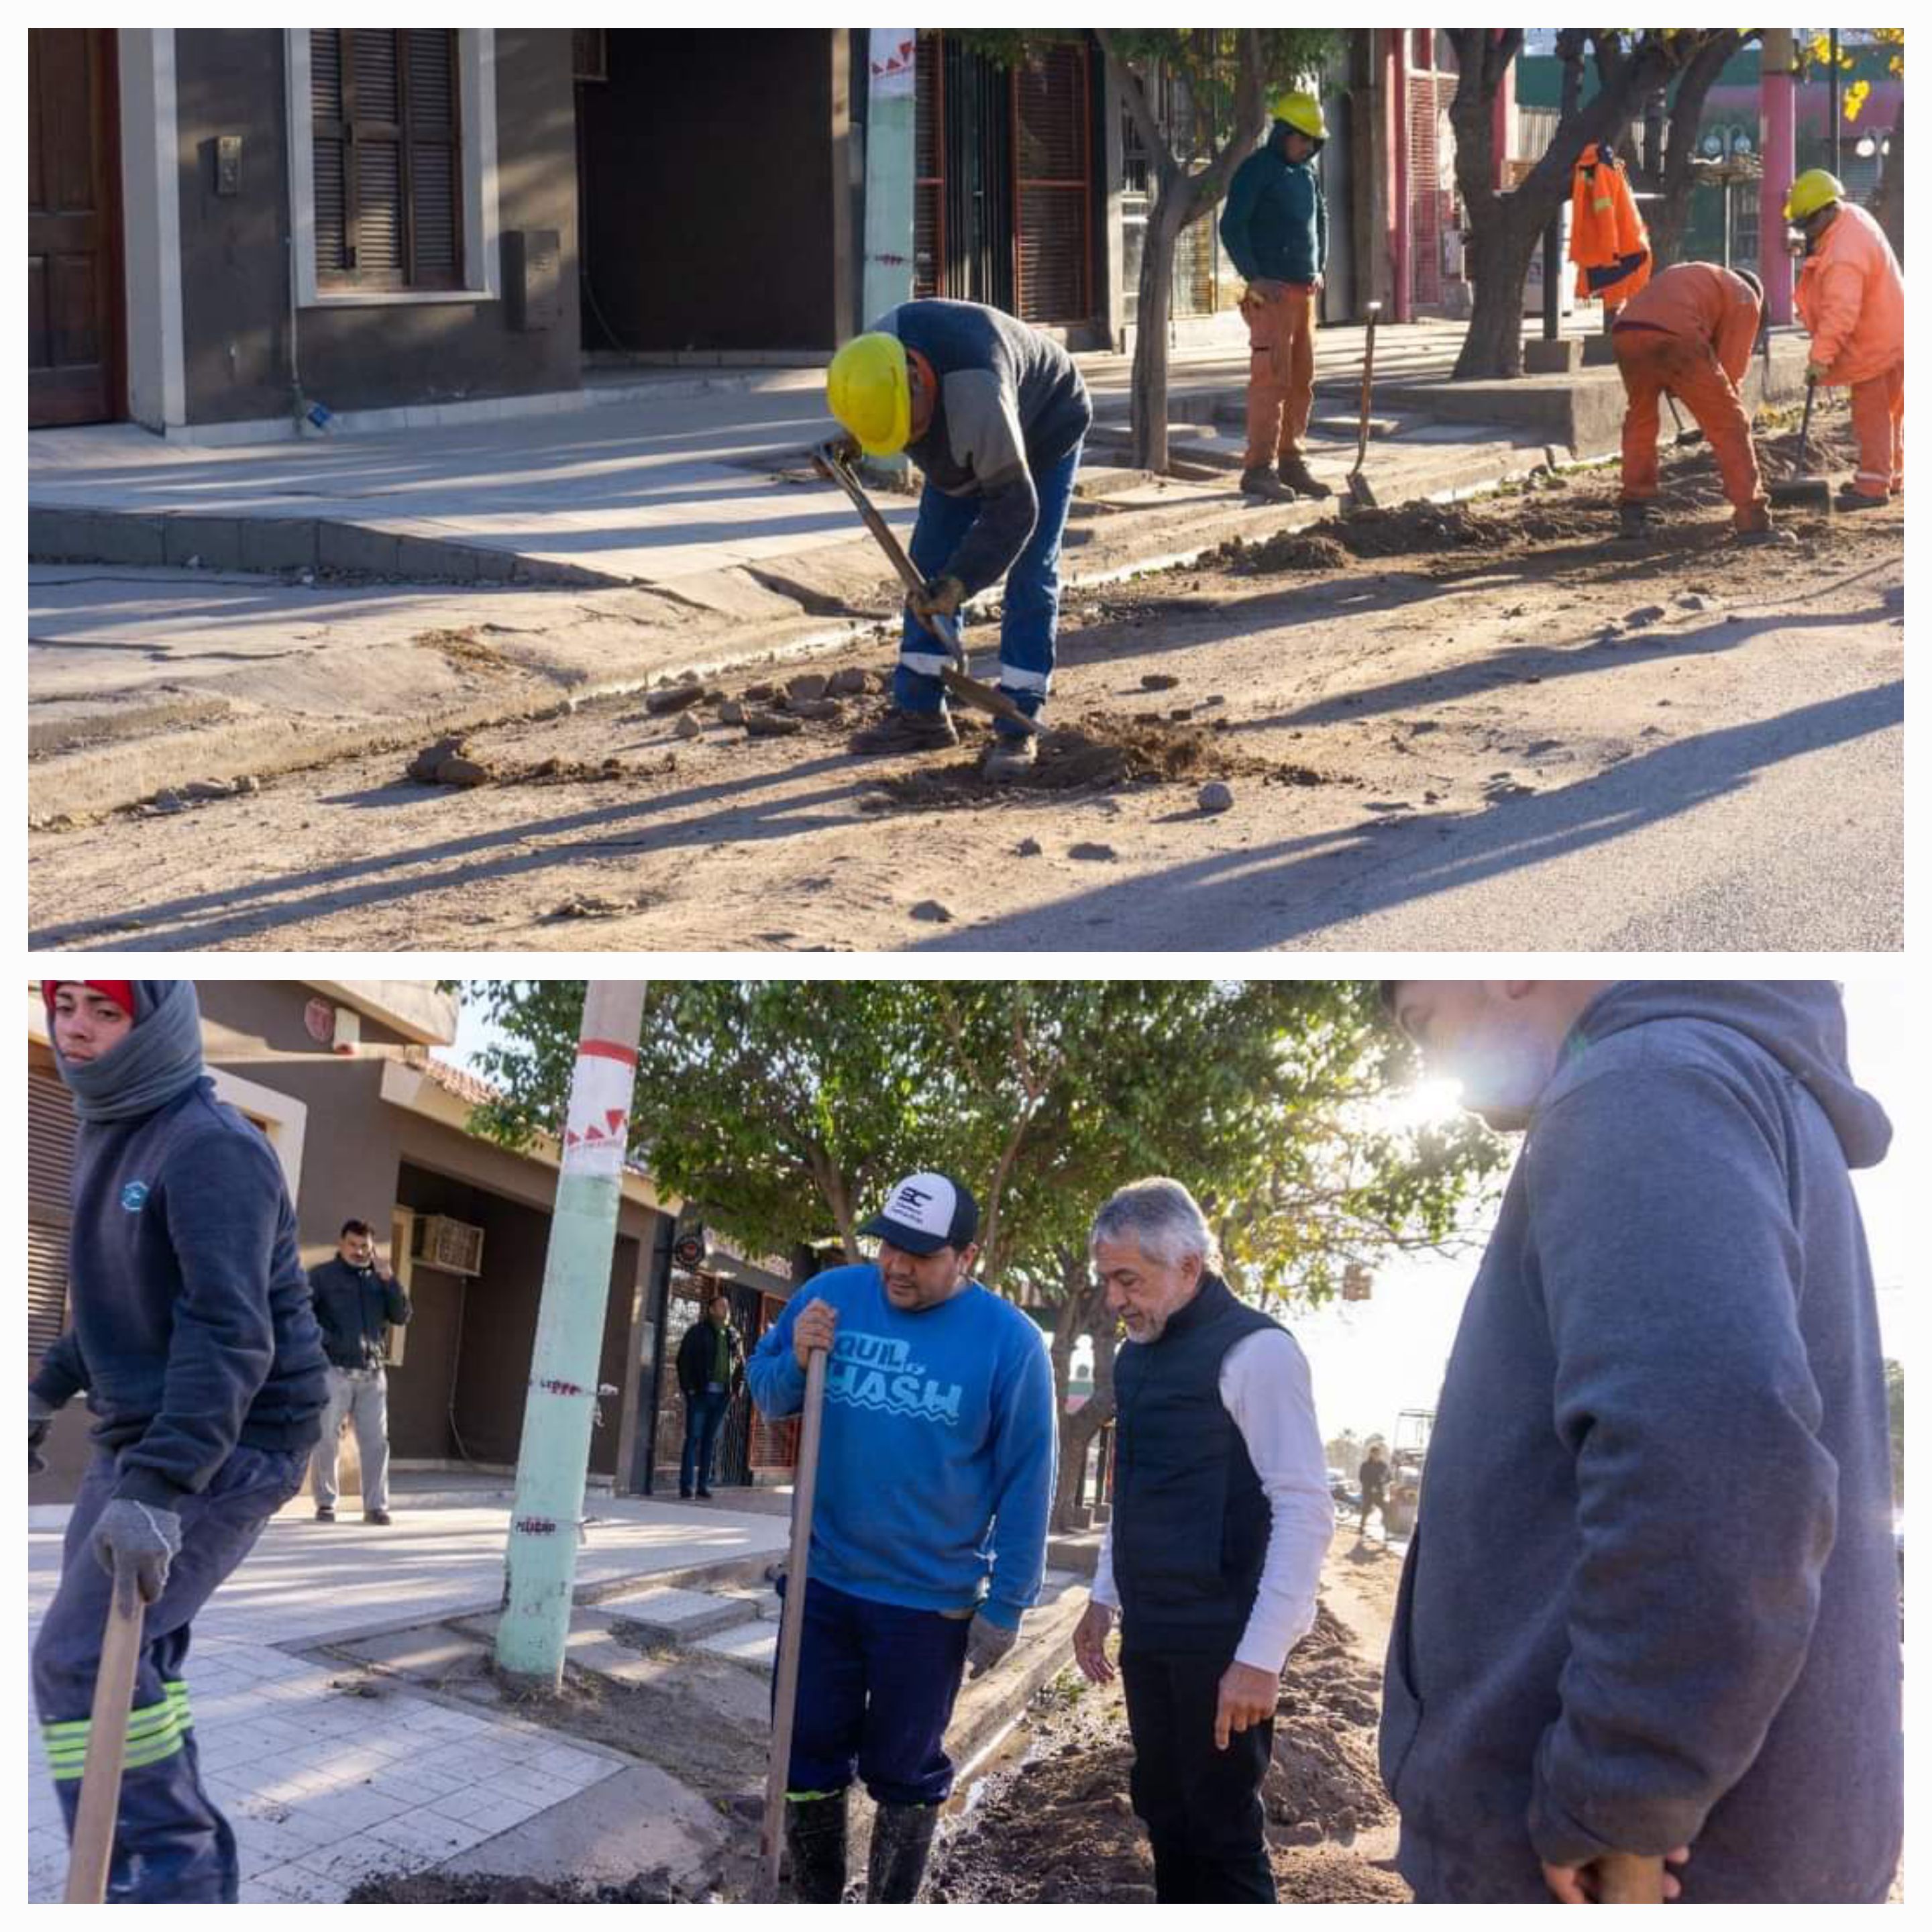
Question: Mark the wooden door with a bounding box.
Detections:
[29,30,123,428]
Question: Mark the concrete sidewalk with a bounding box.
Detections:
[25,1484,790,1902]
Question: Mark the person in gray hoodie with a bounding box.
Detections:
[1377,980,1900,1904]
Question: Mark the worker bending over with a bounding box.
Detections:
[825,303,1091,778]
[1612,262,1774,543]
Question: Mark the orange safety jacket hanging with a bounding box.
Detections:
[1570,142,1652,307]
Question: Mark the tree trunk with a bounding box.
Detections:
[1454,216,1541,378]
[1047,1263,1118,1534]
[1128,193,1191,472]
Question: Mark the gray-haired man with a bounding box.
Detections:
[1071,1177,1333,1902]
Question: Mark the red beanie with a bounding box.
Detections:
[42,980,138,1018]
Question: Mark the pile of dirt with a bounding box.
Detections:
[1226,528,1354,573]
[929,1601,1404,1905]
[869,710,1332,812]
[349,1867,696,1904]
[1754,417,1864,482]
[1332,500,1513,557]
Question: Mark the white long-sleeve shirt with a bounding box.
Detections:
[1090,1326,1334,1675]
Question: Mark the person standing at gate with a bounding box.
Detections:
[676,1290,745,1499]
[307,1220,411,1525]
[1220,90,1333,504]
[30,980,328,1902]
[1356,1441,1391,1542]
[824,299,1092,778]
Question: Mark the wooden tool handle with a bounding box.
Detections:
[64,1564,146,1903]
[757,1346,830,1900]
[1595,1852,1666,1903]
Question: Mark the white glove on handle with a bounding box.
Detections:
[91,1499,184,1605]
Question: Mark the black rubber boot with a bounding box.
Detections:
[784,1790,849,1903]
[866,1800,941,1903]
[1238,466,1295,502]
[1617,499,1656,539]
[1276,455,1332,499]
[1835,482,1888,511]
[850,707,959,755]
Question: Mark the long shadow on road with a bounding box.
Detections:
[906,680,1904,952]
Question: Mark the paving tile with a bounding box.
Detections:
[529,1742,618,1786]
[290,1833,415,1884]
[244,1858,349,1902]
[364,1807,499,1860]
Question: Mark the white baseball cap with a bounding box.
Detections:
[861,1171,980,1256]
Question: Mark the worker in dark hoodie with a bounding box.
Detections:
[30,981,329,1902]
[1376,980,1900,1904]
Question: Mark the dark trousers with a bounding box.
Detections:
[1120,1647,1277,1903]
[34,1442,309,1901]
[680,1388,730,1493]
[781,1576,971,1805]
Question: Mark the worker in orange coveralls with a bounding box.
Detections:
[1786,169,1904,510]
[1570,142,1652,315]
[1611,262,1777,544]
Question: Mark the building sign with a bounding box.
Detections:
[870,28,916,97]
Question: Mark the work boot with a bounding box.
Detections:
[783,1790,849,1904]
[1276,455,1332,499]
[849,707,959,755]
[313,1505,335,1523]
[1835,483,1888,512]
[983,733,1038,781]
[1616,500,1656,539]
[364,1509,392,1525]
[866,1800,941,1903]
[1238,466,1296,502]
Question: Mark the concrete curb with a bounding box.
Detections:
[28,506,625,589]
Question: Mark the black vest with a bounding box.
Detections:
[1112,1272,1281,1654]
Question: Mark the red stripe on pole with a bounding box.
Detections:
[578,1038,639,1067]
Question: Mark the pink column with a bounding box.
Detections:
[1759,30,1796,325]
[1392,29,1413,321]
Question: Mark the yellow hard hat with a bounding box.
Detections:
[1271,90,1327,142]
[1784,168,1845,222]
[826,332,911,458]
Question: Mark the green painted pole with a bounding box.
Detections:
[494,980,647,1690]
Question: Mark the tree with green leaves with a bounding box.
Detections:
[462,979,1504,1529]
[1616,33,1754,273]
[1444,30,1752,379]
[966,30,1344,472]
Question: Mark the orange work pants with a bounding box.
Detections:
[1241,282,1317,470]
[1847,362,1903,498]
[1614,327,1768,531]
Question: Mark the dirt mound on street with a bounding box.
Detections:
[869,710,1333,812]
[350,1868,695,1904]
[1228,528,1355,572]
[929,1601,1403,1904]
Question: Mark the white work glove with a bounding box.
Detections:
[965,1611,1020,1678]
[92,1498,184,1605]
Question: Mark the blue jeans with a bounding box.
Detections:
[680,1389,730,1493]
[779,1575,972,1805]
[34,1442,311,1902]
[895,441,1083,737]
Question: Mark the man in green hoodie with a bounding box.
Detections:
[1220,89,1331,504]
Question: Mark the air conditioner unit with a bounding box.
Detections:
[414,1214,485,1277]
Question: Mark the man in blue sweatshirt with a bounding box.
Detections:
[1220,90,1331,504]
[1377,980,1901,1903]
[747,1169,1056,1902]
[825,301,1092,779]
[30,980,329,1902]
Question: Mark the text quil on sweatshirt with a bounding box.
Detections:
[1381,981,1900,1904]
[747,1263,1057,1627]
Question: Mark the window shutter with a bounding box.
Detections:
[1014,42,1091,323]
[28,1071,76,1366]
[405,30,460,282]
[914,33,943,298]
[311,31,349,276]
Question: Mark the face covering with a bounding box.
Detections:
[51,981,207,1123]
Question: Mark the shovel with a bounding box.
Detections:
[812,441,1043,737]
[1768,378,1834,510]
[64,1558,147,1903]
[757,1343,830,1902]
[1346,302,1382,508]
